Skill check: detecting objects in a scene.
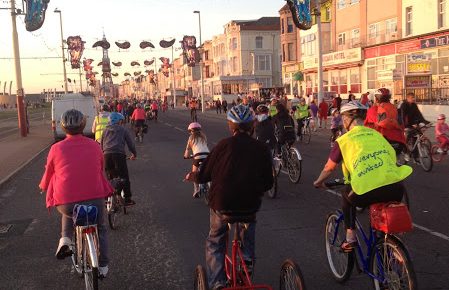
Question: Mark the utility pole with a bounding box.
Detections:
[54,9,68,94]
[171,45,176,108]
[194,10,205,112]
[315,2,324,104]
[10,0,27,137]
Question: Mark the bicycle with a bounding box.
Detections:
[105,178,127,230]
[71,205,101,290]
[184,156,210,204]
[323,180,417,290]
[299,117,312,144]
[330,127,343,148]
[431,141,448,162]
[194,214,306,290]
[400,124,432,172]
[273,141,302,184]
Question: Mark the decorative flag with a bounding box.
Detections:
[181,36,200,67]
[67,36,85,69]
[24,0,49,32]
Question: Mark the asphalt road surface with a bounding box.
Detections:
[0,109,448,290]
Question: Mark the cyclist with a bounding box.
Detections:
[272,103,296,157]
[151,100,159,122]
[92,104,110,143]
[184,122,210,198]
[330,108,343,146]
[185,105,273,290]
[313,101,412,252]
[101,112,137,206]
[131,103,146,139]
[399,92,430,145]
[189,98,198,122]
[435,113,449,153]
[39,109,112,277]
[254,104,276,152]
[268,98,278,117]
[294,98,311,140]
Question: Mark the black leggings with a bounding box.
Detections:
[342,182,405,229]
[104,153,132,198]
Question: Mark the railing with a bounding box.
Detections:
[402,88,449,105]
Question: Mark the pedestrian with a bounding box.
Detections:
[333,94,342,111]
[330,108,343,146]
[222,100,228,113]
[318,99,329,129]
[310,99,319,132]
[215,99,222,114]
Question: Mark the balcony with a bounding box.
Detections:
[366,31,400,46]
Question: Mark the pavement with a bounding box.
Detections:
[0,109,448,289]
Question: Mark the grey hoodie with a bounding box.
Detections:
[101,124,137,156]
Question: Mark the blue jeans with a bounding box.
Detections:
[205,209,256,288]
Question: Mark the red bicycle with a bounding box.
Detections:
[431,142,448,162]
[194,214,306,290]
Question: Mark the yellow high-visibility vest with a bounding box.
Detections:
[94,116,109,142]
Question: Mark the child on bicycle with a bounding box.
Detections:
[330,108,343,145]
[39,109,113,277]
[184,122,210,198]
[435,114,449,153]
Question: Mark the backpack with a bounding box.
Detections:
[376,102,401,130]
[277,115,296,144]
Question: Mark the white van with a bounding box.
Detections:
[52,93,97,141]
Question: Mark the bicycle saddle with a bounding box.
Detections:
[219,212,256,224]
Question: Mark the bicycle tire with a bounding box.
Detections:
[303,126,311,144]
[71,230,83,277]
[107,196,117,230]
[84,236,99,290]
[370,235,417,290]
[418,140,432,172]
[267,166,278,199]
[431,144,443,162]
[280,259,306,290]
[324,212,354,283]
[287,148,302,184]
[194,265,209,290]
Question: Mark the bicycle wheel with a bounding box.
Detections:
[71,230,83,277]
[280,259,306,290]
[107,196,117,230]
[287,148,302,184]
[267,166,278,199]
[303,126,311,144]
[83,235,99,290]
[418,140,432,172]
[194,265,209,290]
[370,235,417,290]
[324,212,354,282]
[431,144,443,162]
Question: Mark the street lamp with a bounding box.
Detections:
[54,8,68,94]
[193,10,205,112]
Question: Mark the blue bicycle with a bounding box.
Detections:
[324,181,417,290]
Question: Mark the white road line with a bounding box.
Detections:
[174,127,184,132]
[165,123,173,127]
[324,189,449,242]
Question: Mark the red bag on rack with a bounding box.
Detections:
[370,202,413,234]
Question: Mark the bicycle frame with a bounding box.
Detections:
[75,225,99,270]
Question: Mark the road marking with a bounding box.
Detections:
[174,127,184,132]
[324,189,449,242]
[165,123,173,127]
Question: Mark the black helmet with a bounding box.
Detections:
[61,109,86,135]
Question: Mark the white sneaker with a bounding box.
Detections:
[55,237,72,259]
[404,153,410,162]
[437,148,444,154]
[99,265,109,278]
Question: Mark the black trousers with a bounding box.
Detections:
[104,153,132,198]
[342,182,405,229]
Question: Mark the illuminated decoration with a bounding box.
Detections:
[134,71,142,76]
[140,41,155,49]
[286,0,312,30]
[181,36,200,67]
[111,73,119,77]
[83,58,96,87]
[148,70,156,85]
[115,41,130,49]
[112,61,122,67]
[159,39,176,48]
[144,59,155,66]
[124,72,131,77]
[97,61,103,66]
[24,0,50,32]
[66,36,85,69]
[160,57,170,77]
[131,61,140,66]
[92,40,110,49]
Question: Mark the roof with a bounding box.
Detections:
[230,17,280,31]
[279,3,290,13]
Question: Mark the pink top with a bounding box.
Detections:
[39,134,113,208]
[435,122,449,137]
[131,108,146,120]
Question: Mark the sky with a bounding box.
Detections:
[0,0,286,94]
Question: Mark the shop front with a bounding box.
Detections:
[282,63,303,98]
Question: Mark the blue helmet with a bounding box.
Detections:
[227,104,254,124]
[108,112,124,125]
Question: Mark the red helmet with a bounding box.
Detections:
[438,114,446,120]
[374,88,391,102]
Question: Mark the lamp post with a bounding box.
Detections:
[193,10,205,112]
[54,8,68,94]
[314,1,324,104]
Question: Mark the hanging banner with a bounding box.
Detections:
[24,0,50,32]
[160,57,170,77]
[181,36,200,67]
[286,0,312,30]
[67,36,85,69]
[83,59,96,87]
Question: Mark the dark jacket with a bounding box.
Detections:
[272,112,296,144]
[255,117,276,150]
[198,132,273,213]
[101,124,137,156]
[400,101,427,127]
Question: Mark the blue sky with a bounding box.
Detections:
[0,0,285,93]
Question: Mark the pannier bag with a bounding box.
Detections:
[73,204,98,226]
[370,202,412,234]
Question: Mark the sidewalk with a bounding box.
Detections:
[0,120,52,186]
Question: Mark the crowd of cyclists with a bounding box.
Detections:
[37,88,449,289]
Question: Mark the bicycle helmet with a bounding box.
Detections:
[340,101,368,117]
[188,122,202,131]
[108,112,124,125]
[256,104,269,114]
[331,108,339,115]
[438,113,446,120]
[61,109,85,134]
[374,88,391,102]
[136,103,142,108]
[227,104,254,124]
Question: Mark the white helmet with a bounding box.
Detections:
[340,101,368,116]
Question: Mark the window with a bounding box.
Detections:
[386,18,397,34]
[350,0,360,4]
[406,6,413,36]
[204,51,209,61]
[337,0,346,9]
[281,18,285,34]
[287,43,295,61]
[282,44,286,62]
[205,66,210,78]
[255,55,271,71]
[351,29,360,46]
[232,57,238,72]
[230,38,237,50]
[255,36,263,49]
[338,33,346,45]
[368,23,379,39]
[439,0,446,29]
[287,17,294,33]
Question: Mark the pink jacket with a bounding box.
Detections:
[131,108,146,120]
[39,134,113,208]
[436,122,449,137]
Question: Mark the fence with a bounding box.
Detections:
[402,88,449,105]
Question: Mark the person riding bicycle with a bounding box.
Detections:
[399,92,430,147]
[272,103,296,157]
[189,98,198,122]
[92,104,111,143]
[184,122,210,198]
[313,101,412,252]
[254,104,276,151]
[269,98,278,117]
[294,98,311,140]
[185,104,273,290]
[131,103,146,139]
[435,114,449,154]
[39,109,113,277]
[101,112,137,206]
[151,100,159,121]
[330,108,343,146]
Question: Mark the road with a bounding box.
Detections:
[0,109,448,290]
